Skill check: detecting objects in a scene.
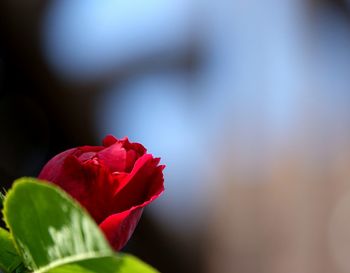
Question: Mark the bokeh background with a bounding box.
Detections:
[1,0,350,272]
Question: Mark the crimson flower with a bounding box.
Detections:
[38,135,164,250]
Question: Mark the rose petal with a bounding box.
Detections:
[124,149,138,172]
[39,135,164,251]
[99,207,144,250]
[78,151,97,162]
[41,155,119,223]
[98,137,147,173]
[97,141,127,173]
[120,137,147,156]
[112,154,165,213]
[38,148,77,180]
[77,146,104,153]
[103,135,118,147]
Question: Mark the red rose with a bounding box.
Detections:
[38,135,164,250]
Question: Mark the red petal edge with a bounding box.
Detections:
[99,207,144,251]
[38,148,77,181]
[112,154,165,212]
[103,135,118,147]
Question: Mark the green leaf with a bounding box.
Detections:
[45,254,159,273]
[0,227,24,273]
[114,254,159,273]
[0,188,6,209]
[2,178,159,273]
[3,178,113,272]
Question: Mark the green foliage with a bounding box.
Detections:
[0,178,159,273]
[0,228,25,273]
[0,188,6,209]
[3,178,112,271]
[114,254,160,273]
[0,188,6,228]
[46,255,157,273]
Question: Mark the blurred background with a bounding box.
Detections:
[1,0,350,272]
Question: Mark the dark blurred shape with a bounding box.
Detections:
[0,39,48,188]
[0,95,48,179]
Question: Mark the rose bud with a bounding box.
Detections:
[38,135,164,251]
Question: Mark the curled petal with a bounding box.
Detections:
[103,135,146,156]
[99,207,144,250]
[103,135,118,147]
[112,154,165,213]
[119,138,147,156]
[97,141,127,173]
